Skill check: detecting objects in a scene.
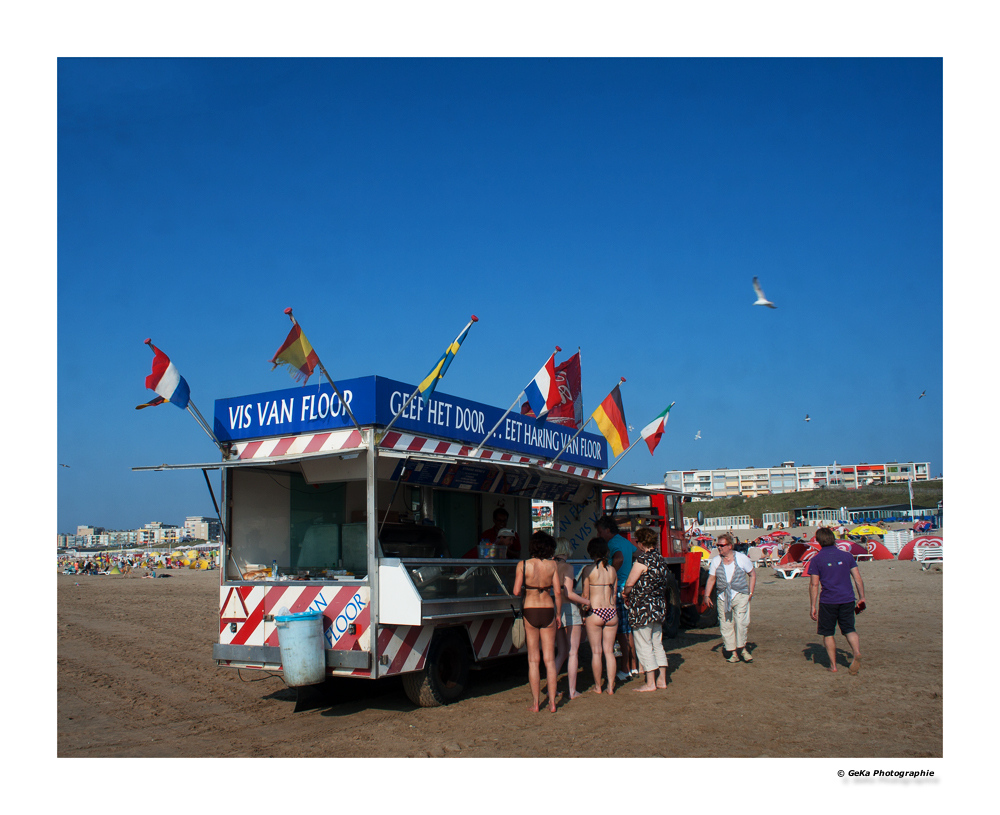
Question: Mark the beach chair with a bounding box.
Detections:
[773,563,804,579]
[748,547,764,568]
[915,544,943,571]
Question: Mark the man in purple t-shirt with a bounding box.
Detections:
[809,527,867,674]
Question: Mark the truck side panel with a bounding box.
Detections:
[378,616,521,676]
[219,583,372,676]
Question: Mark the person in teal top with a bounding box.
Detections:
[596,516,638,679]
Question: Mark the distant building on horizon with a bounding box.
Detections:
[661,460,932,500]
[58,516,220,550]
[184,516,221,542]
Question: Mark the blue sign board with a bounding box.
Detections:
[213,375,608,469]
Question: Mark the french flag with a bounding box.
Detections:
[144,339,191,409]
[523,349,560,419]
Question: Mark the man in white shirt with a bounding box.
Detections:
[703,532,757,663]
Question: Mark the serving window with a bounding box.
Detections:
[227,468,351,580]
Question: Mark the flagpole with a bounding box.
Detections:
[603,402,675,479]
[379,315,478,440]
[908,474,914,521]
[600,435,644,480]
[472,345,561,456]
[186,400,224,450]
[548,376,625,469]
[284,308,364,436]
[144,339,223,452]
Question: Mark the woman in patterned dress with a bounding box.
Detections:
[621,527,670,691]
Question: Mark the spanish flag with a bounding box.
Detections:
[271,323,320,383]
[592,384,629,457]
[417,316,478,398]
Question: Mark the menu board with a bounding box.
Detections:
[438,462,501,491]
[532,479,581,502]
[496,469,538,496]
[390,460,444,486]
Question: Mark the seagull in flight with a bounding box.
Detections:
[59,463,71,468]
[694,430,701,440]
[919,390,926,399]
[752,277,776,308]
[804,414,811,422]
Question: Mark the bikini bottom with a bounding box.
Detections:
[590,606,618,623]
[523,607,556,628]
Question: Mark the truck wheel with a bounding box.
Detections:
[662,574,682,639]
[680,604,701,629]
[401,629,470,707]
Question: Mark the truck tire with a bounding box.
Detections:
[662,574,682,639]
[401,628,471,707]
[680,604,701,629]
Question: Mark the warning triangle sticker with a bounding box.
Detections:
[221,588,249,620]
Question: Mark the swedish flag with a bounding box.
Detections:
[417,316,478,398]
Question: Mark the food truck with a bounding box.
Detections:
[137,375,698,706]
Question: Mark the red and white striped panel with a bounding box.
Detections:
[379,430,599,480]
[232,428,364,461]
[466,615,520,660]
[376,624,435,676]
[377,616,522,677]
[219,583,372,674]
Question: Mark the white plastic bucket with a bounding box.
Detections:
[275,610,326,686]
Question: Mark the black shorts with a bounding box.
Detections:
[817,602,856,637]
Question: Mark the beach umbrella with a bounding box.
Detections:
[834,540,869,556]
[694,534,714,542]
[850,524,887,537]
[769,530,790,537]
[779,542,813,565]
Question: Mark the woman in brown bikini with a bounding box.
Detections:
[581,537,619,694]
[514,531,563,712]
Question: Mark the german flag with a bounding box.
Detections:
[592,384,629,457]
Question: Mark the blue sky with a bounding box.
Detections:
[56,57,943,533]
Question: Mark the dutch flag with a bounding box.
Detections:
[144,340,191,409]
[523,350,560,419]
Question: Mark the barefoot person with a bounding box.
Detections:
[582,537,619,694]
[596,516,639,681]
[622,527,670,691]
[809,527,866,674]
[513,531,563,712]
[553,537,588,700]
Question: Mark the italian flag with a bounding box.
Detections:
[640,402,674,455]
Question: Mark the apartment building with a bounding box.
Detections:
[59,517,222,550]
[663,461,931,499]
[184,516,221,541]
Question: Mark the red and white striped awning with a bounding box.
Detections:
[378,430,600,480]
[231,428,364,461]
[228,426,600,479]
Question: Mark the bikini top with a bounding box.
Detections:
[523,559,553,592]
[588,565,615,586]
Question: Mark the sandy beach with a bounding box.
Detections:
[57,537,942,759]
